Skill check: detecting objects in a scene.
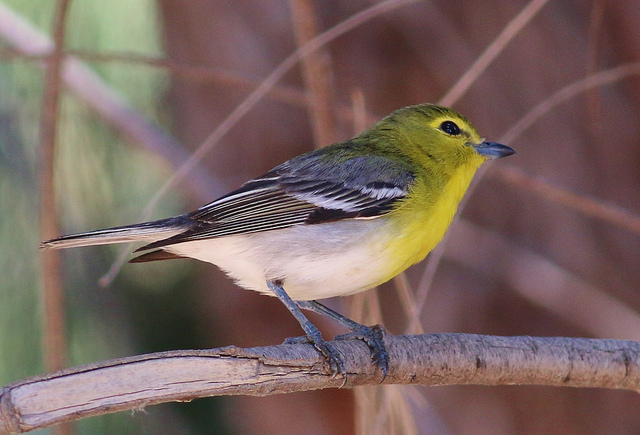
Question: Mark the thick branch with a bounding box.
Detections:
[1,333,639,434]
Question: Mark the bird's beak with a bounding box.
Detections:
[472,141,515,160]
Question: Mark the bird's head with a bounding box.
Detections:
[371,104,514,174]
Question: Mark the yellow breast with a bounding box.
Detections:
[376,156,484,279]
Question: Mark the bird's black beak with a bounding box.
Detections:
[472,141,515,160]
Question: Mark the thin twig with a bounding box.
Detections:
[289,0,336,147]
[586,0,607,137]
[38,2,72,434]
[490,165,640,237]
[39,0,70,375]
[439,0,550,106]
[0,48,385,129]
[500,62,640,144]
[491,62,640,237]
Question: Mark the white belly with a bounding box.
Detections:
[164,218,399,300]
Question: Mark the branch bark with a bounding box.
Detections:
[1,333,638,434]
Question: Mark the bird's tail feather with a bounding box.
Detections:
[40,215,189,250]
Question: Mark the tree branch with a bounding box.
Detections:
[1,333,638,434]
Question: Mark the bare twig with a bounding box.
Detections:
[586,0,607,137]
[499,62,640,144]
[290,0,336,147]
[39,0,70,376]
[71,50,311,107]
[1,334,639,434]
[38,3,72,434]
[0,48,385,129]
[489,165,640,237]
[439,0,550,106]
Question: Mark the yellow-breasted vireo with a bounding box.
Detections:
[41,104,515,376]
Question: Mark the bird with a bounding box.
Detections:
[41,103,515,377]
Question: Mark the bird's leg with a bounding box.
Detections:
[296,300,388,380]
[266,280,345,376]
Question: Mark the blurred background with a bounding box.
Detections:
[1,0,640,434]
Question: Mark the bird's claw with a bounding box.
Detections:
[283,335,345,378]
[312,339,345,377]
[282,335,310,345]
[335,324,388,381]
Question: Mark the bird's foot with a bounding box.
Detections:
[283,334,345,376]
[282,335,310,345]
[267,281,346,377]
[335,324,388,381]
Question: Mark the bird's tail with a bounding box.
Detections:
[40,215,189,250]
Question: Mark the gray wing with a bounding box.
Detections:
[138,152,415,251]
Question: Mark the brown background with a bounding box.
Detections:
[3,0,640,434]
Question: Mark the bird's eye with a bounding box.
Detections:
[440,120,461,136]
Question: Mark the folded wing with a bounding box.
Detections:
[138,152,415,251]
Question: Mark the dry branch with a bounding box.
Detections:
[290,0,337,147]
[38,0,70,376]
[1,333,639,434]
